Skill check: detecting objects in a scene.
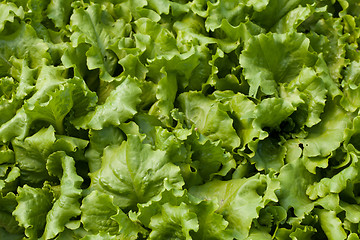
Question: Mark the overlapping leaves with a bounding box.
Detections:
[1,0,360,239]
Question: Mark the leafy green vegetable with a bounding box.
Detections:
[1,0,360,239]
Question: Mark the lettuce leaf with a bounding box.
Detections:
[1,0,360,239]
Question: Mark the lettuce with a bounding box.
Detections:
[1,0,360,239]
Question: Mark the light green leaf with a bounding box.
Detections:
[12,126,56,184]
[340,61,360,112]
[277,157,316,218]
[0,23,50,75]
[0,2,24,32]
[13,185,53,238]
[272,4,314,33]
[85,126,125,173]
[190,200,232,240]
[148,202,199,240]
[189,174,279,239]
[46,0,72,28]
[316,209,347,240]
[178,91,240,150]
[111,208,148,240]
[89,134,184,209]
[80,191,119,235]
[42,151,83,239]
[253,97,295,129]
[72,77,142,130]
[70,3,131,81]
[24,84,73,135]
[239,32,317,97]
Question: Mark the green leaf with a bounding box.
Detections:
[205,0,249,31]
[85,126,125,173]
[228,92,267,151]
[340,61,360,112]
[69,3,131,81]
[118,54,148,80]
[307,17,349,81]
[300,99,351,158]
[316,209,347,240]
[277,157,316,218]
[272,4,314,33]
[80,191,119,235]
[253,97,295,129]
[252,0,310,29]
[0,192,23,235]
[147,0,170,15]
[306,152,358,200]
[111,208,148,240]
[0,145,14,165]
[178,91,240,150]
[72,77,142,130]
[42,151,83,239]
[24,83,73,135]
[287,67,327,127]
[189,174,279,239]
[190,200,233,240]
[239,32,317,97]
[0,23,50,76]
[12,126,56,184]
[13,185,53,238]
[251,136,286,172]
[46,0,72,28]
[133,18,178,60]
[0,2,24,33]
[89,134,184,209]
[148,68,177,126]
[148,202,199,240]
[8,57,37,101]
[187,133,236,181]
[80,232,116,240]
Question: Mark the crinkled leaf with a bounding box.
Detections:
[316,209,347,240]
[0,23,50,76]
[189,174,279,239]
[178,91,240,150]
[239,32,317,97]
[70,3,131,81]
[148,202,199,240]
[85,126,125,173]
[89,134,184,209]
[277,157,316,218]
[111,208,148,240]
[80,191,119,234]
[12,126,56,184]
[47,0,72,28]
[42,151,83,239]
[0,2,24,33]
[72,77,142,130]
[13,185,53,238]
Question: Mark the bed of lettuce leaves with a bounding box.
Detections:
[1,0,360,239]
